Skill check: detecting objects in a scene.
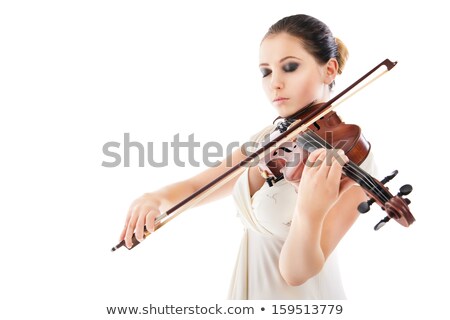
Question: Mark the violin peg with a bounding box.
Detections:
[358,198,375,214]
[374,216,391,231]
[404,198,411,205]
[398,184,413,196]
[380,170,399,184]
[264,174,284,187]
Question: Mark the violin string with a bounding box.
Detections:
[301,130,388,203]
[303,134,389,204]
[300,130,390,203]
[346,163,390,203]
[302,130,390,203]
[273,122,389,203]
[301,130,375,191]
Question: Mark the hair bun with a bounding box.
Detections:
[334,37,349,75]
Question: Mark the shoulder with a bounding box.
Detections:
[245,124,277,155]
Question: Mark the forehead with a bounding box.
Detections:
[259,32,311,64]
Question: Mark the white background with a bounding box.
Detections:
[1,1,448,319]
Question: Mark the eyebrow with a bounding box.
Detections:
[259,56,302,67]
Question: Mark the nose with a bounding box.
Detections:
[270,71,284,90]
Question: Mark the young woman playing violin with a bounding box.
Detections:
[117,14,379,299]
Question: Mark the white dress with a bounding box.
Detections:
[227,124,379,300]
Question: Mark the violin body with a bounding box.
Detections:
[257,103,415,230]
[259,106,371,185]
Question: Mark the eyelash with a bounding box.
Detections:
[261,62,300,78]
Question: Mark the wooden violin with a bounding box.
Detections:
[257,102,415,230]
[111,58,414,252]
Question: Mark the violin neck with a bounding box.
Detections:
[297,130,386,198]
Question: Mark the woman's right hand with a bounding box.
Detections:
[116,144,255,249]
[119,193,162,249]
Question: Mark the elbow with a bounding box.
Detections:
[278,240,326,287]
[284,276,308,287]
[280,262,324,287]
[282,273,312,287]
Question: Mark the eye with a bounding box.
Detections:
[260,68,271,78]
[283,62,299,72]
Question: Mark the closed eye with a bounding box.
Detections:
[283,62,299,72]
[260,62,300,78]
[260,68,271,78]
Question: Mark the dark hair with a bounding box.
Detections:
[262,14,349,90]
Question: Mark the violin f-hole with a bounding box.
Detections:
[313,122,320,130]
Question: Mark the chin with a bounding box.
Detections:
[280,100,317,118]
[275,107,298,118]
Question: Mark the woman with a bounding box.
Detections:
[118,14,378,299]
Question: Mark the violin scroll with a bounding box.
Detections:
[356,168,415,230]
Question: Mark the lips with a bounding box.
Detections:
[273,97,289,102]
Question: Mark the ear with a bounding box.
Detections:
[323,58,339,85]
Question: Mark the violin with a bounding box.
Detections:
[111,58,415,252]
[257,102,415,230]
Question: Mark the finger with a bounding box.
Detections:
[119,208,133,241]
[135,210,148,242]
[119,224,127,242]
[327,151,349,182]
[333,149,348,165]
[317,149,338,175]
[306,148,325,165]
[124,211,140,248]
[318,148,345,172]
[305,148,326,171]
[313,150,328,176]
[146,210,159,233]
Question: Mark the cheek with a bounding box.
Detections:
[262,79,271,97]
[291,73,321,100]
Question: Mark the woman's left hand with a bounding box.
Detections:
[292,148,355,219]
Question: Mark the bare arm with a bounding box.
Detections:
[320,185,367,260]
[279,148,362,286]
[279,183,366,286]
[120,144,264,248]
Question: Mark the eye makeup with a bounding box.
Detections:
[260,61,300,78]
